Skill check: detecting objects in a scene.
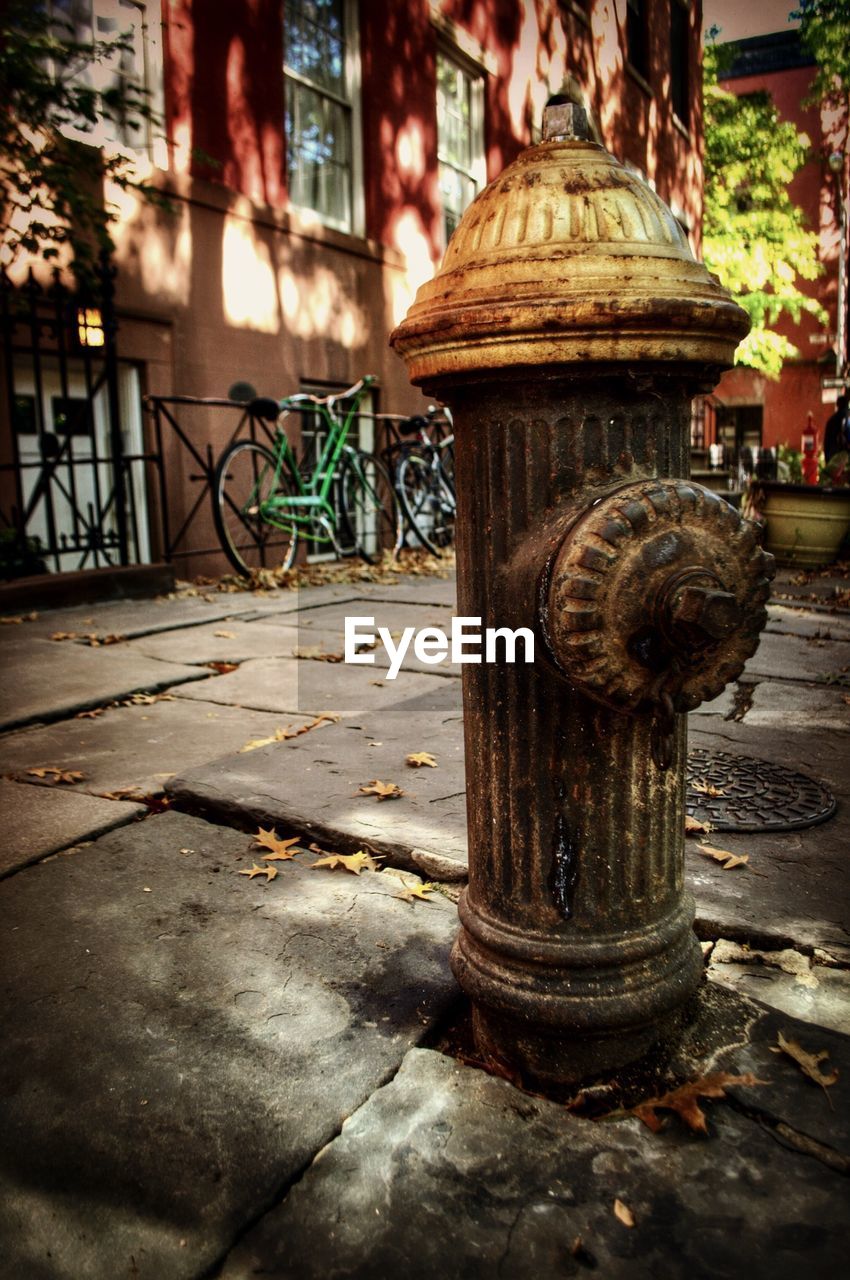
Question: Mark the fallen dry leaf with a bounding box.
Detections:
[771,1031,839,1099]
[310,849,381,875]
[87,633,125,646]
[207,661,238,674]
[294,646,344,663]
[213,630,236,638]
[239,727,292,753]
[76,708,105,720]
[685,814,711,836]
[613,1199,635,1228]
[358,779,404,801]
[628,1073,765,1134]
[26,766,84,785]
[239,712,339,753]
[254,828,302,860]
[697,843,748,870]
[394,879,437,903]
[50,631,78,641]
[406,752,438,769]
[237,863,278,882]
[692,780,725,797]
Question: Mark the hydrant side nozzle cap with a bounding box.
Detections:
[390,117,750,384]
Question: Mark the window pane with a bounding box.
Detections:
[285,80,351,226]
[284,0,353,229]
[437,50,482,246]
[284,0,346,99]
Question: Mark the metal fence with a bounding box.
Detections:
[0,263,144,577]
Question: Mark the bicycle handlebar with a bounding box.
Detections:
[280,373,377,413]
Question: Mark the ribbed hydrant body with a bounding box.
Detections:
[391,107,774,1086]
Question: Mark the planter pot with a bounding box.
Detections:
[755,481,850,567]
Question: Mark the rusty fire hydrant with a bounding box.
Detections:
[390,105,774,1086]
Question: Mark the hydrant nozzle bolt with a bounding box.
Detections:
[667,583,741,648]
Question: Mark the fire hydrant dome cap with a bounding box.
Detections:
[390,136,749,382]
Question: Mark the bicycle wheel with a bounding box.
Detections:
[336,449,401,562]
[396,449,456,556]
[213,441,298,576]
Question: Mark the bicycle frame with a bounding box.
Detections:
[258,376,376,544]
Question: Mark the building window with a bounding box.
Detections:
[670,0,690,125]
[284,0,358,232]
[437,48,485,248]
[626,0,649,82]
[51,0,161,155]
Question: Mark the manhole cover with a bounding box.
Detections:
[686,749,836,832]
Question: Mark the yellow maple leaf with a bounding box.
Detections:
[771,1031,839,1100]
[685,814,711,836]
[237,863,278,881]
[254,827,302,860]
[27,766,84,785]
[628,1072,765,1134]
[692,780,725,797]
[406,752,438,769]
[394,880,437,903]
[358,779,404,801]
[697,843,748,870]
[310,849,381,875]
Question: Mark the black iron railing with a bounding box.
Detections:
[0,262,141,577]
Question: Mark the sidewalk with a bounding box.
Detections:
[0,558,848,1279]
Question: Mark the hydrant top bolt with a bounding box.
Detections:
[543,102,589,142]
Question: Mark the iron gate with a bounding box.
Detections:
[0,263,149,578]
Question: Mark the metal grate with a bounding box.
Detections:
[686,748,836,832]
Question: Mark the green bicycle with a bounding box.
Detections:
[212,375,401,576]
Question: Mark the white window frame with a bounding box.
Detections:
[435,41,486,252]
[51,0,166,170]
[283,0,364,237]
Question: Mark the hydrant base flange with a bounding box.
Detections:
[451,891,704,1086]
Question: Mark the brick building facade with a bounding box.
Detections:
[2,0,704,576]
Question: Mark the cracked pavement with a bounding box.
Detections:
[0,563,848,1278]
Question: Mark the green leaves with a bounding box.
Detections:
[702,44,827,378]
[793,1,850,112]
[0,0,163,285]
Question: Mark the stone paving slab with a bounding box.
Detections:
[168,702,467,879]
[742,630,850,684]
[0,593,261,643]
[0,639,207,732]
[0,778,145,878]
[743,680,850,733]
[252,600,463,677]
[124,618,302,666]
[766,604,850,642]
[688,715,850,962]
[706,940,850,1036]
[0,810,458,1280]
[170,655,458,718]
[169,698,850,958]
[0,699,319,799]
[218,1036,848,1280]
